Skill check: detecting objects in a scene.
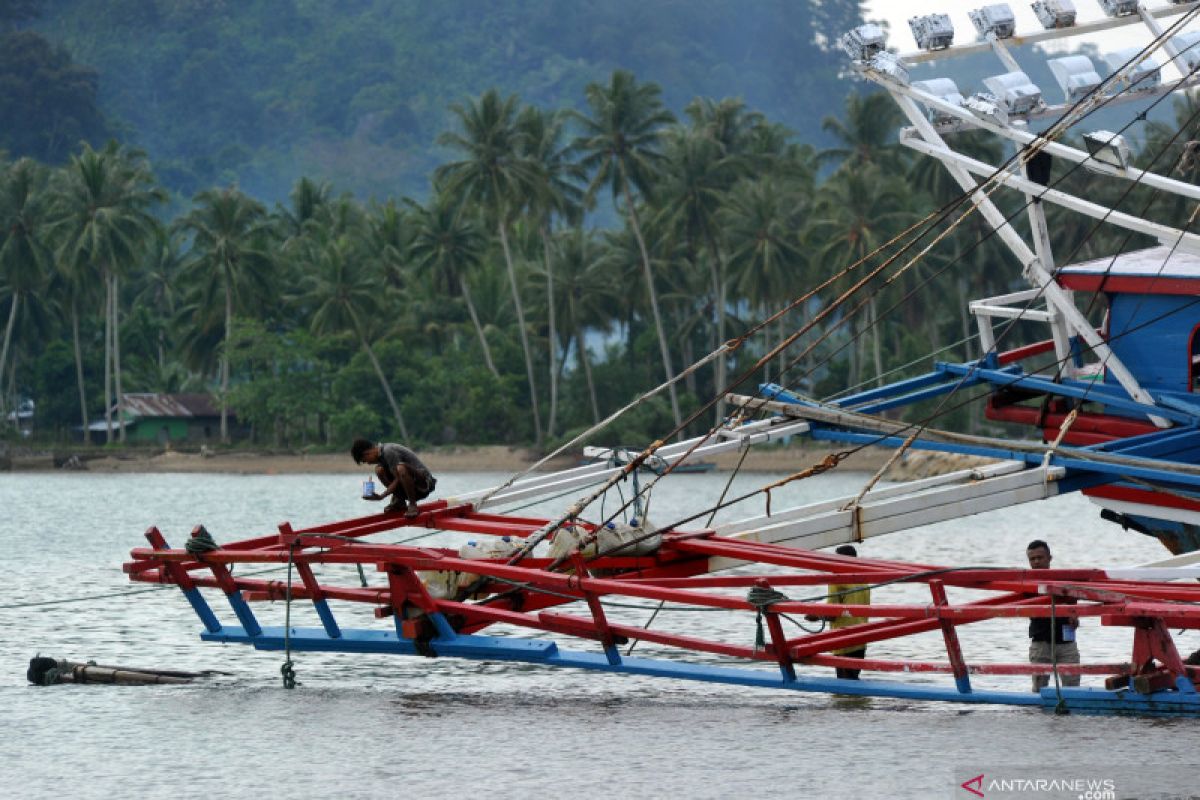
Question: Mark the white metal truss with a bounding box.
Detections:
[850,2,1200,427]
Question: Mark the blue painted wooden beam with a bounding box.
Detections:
[937,363,1198,425]
[763,370,989,417]
[199,625,1200,716]
[806,428,1200,489]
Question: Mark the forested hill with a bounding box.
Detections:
[18,0,865,203]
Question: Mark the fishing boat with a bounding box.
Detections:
[127,1,1200,715]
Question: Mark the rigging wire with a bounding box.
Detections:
[555,14,1200,555]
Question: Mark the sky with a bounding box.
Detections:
[863,0,1199,75]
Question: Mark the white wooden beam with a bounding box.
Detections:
[885,81,1200,204]
[900,130,1200,252]
[707,464,1065,572]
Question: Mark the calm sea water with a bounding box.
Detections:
[2,469,1198,799]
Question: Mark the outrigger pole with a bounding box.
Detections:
[125,500,1200,715]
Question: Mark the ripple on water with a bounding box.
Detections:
[1,471,1198,797]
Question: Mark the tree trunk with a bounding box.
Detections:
[103,271,113,444]
[541,226,559,439]
[706,235,728,426]
[620,170,682,428]
[72,303,88,437]
[869,296,883,388]
[682,337,697,394]
[460,275,499,377]
[220,281,231,444]
[0,291,19,416]
[5,351,16,430]
[114,274,126,443]
[350,308,410,442]
[849,313,862,390]
[577,326,600,424]
[498,221,543,448]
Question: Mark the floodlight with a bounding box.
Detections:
[1031,0,1076,29]
[869,52,910,85]
[966,93,1010,126]
[1083,130,1132,169]
[969,4,1016,39]
[1104,47,1162,92]
[1047,55,1102,102]
[1098,0,1138,16]
[909,13,954,51]
[1170,31,1200,73]
[983,71,1044,115]
[912,78,965,122]
[840,24,887,62]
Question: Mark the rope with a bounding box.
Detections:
[1176,140,1200,176]
[625,600,664,656]
[281,541,299,689]
[842,429,920,517]
[704,443,751,527]
[747,584,789,650]
[184,526,218,555]
[592,32,1200,544]
[761,453,844,518]
[1041,406,1079,474]
[1050,594,1068,715]
[780,21,1200,414]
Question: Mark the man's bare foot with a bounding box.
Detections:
[404,504,420,519]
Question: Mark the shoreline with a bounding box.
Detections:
[1,443,993,478]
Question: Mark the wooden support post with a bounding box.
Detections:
[763,610,796,682]
[572,553,621,664]
[195,549,262,637]
[930,580,971,694]
[1130,617,1196,695]
[279,523,341,638]
[144,526,221,633]
[386,564,457,641]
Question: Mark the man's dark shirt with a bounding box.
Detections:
[378,443,433,484]
[1028,616,1072,643]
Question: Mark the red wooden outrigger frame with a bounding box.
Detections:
[126,500,1200,714]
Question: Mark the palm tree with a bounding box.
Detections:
[0,158,50,417]
[51,141,164,443]
[276,176,332,240]
[132,226,186,370]
[573,69,681,427]
[407,192,498,376]
[819,91,907,174]
[684,97,767,158]
[518,105,584,438]
[368,199,412,290]
[437,89,544,447]
[808,164,915,387]
[294,231,412,441]
[723,176,810,384]
[176,186,274,443]
[656,127,744,423]
[552,229,620,424]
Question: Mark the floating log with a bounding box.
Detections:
[27,656,221,686]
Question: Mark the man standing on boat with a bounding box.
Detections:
[352,438,437,518]
[807,544,871,680]
[1026,539,1080,692]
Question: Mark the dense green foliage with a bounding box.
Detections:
[2,1,1197,452]
[21,0,864,202]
